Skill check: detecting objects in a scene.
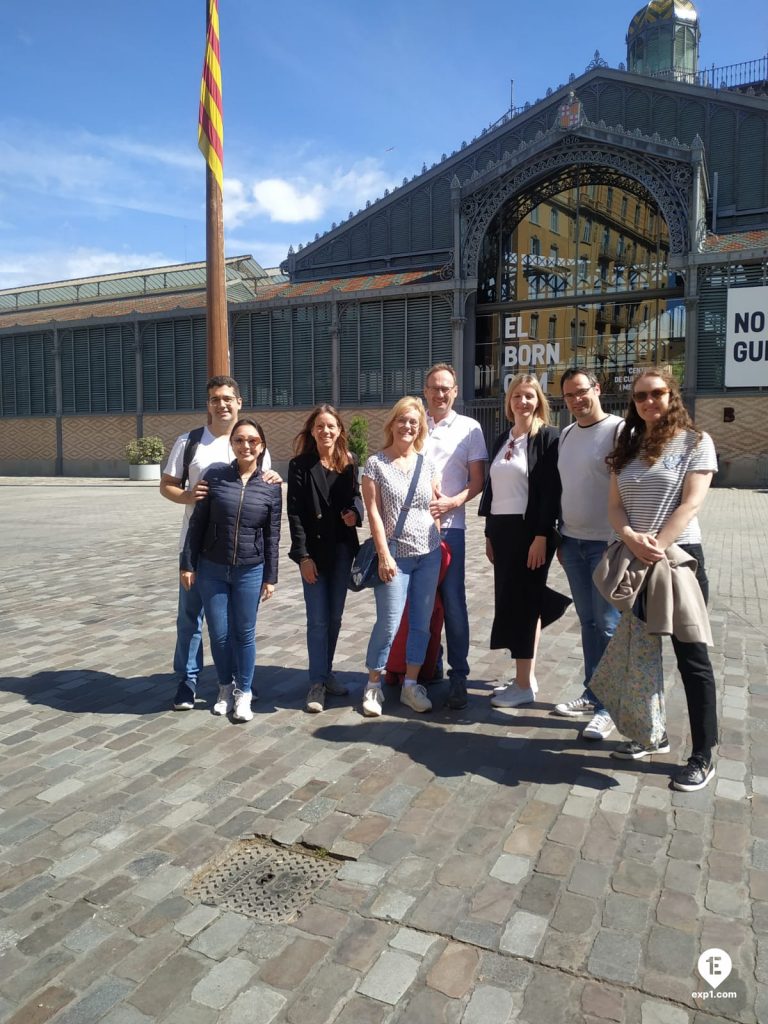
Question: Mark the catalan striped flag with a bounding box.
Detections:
[198,0,223,192]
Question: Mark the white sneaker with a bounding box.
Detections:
[582,710,615,741]
[553,696,595,718]
[491,686,535,708]
[400,683,432,713]
[212,684,234,716]
[493,675,538,695]
[231,688,254,722]
[362,686,384,717]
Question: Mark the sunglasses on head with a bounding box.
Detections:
[633,387,669,403]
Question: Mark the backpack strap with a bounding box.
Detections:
[180,426,206,489]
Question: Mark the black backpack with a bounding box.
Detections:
[179,426,206,489]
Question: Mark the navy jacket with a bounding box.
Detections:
[181,462,281,583]
[287,453,363,573]
[478,425,561,540]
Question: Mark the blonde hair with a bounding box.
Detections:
[504,373,551,437]
[383,397,428,451]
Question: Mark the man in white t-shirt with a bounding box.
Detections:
[554,368,622,741]
[160,375,274,711]
[424,363,488,709]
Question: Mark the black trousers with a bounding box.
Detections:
[671,543,718,759]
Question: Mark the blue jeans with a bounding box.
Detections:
[196,558,264,694]
[366,545,442,673]
[173,580,204,689]
[302,545,354,685]
[440,528,470,679]
[559,536,621,710]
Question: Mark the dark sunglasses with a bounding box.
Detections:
[633,388,670,403]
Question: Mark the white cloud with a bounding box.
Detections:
[0,247,171,290]
[223,158,396,229]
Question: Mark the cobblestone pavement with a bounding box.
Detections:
[1,479,767,1024]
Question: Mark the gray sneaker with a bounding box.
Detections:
[305,683,326,714]
[324,673,349,696]
[400,683,432,713]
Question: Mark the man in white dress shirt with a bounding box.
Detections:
[423,364,488,709]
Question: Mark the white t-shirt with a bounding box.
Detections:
[163,426,272,551]
[558,415,623,542]
[489,431,528,515]
[616,429,717,545]
[425,410,488,530]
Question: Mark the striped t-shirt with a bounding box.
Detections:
[616,429,717,544]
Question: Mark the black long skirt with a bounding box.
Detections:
[487,514,571,659]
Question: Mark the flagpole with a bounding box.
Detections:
[200,0,229,377]
[206,164,229,377]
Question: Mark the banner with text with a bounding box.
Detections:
[725,286,768,387]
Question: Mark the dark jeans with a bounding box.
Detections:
[672,543,718,759]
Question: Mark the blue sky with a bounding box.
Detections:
[2,1,766,289]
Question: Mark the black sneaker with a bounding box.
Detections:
[672,754,715,792]
[446,676,468,710]
[611,733,671,760]
[173,681,196,711]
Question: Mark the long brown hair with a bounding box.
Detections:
[504,373,551,437]
[293,404,351,473]
[606,367,700,474]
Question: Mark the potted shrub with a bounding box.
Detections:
[348,416,369,478]
[126,435,165,481]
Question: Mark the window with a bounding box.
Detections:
[634,204,641,228]
[606,187,614,210]
[582,218,592,243]
[550,244,559,263]
[529,314,539,339]
[578,321,587,347]
[530,206,540,225]
[620,196,628,219]
[548,317,557,341]
[602,227,610,253]
[550,208,559,233]
[530,235,541,256]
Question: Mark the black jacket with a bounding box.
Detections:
[181,462,281,582]
[478,425,561,539]
[287,453,363,572]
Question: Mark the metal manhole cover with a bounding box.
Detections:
[186,839,339,922]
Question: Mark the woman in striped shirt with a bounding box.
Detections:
[606,367,718,792]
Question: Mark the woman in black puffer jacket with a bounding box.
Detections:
[181,416,281,723]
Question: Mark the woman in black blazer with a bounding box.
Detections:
[478,373,570,708]
[287,405,363,713]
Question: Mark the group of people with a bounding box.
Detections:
[160,361,719,793]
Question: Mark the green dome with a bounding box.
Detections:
[627,0,699,43]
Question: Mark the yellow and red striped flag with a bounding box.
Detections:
[198,0,223,192]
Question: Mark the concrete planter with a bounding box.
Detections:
[128,464,161,482]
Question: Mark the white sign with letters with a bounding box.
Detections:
[725,286,768,387]
[502,315,560,393]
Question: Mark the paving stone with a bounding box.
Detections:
[389,927,438,956]
[518,872,562,915]
[461,984,517,1024]
[612,858,660,898]
[191,956,258,1010]
[499,911,548,957]
[588,929,642,983]
[284,961,361,1024]
[581,980,624,1021]
[640,1000,691,1023]
[408,885,467,934]
[174,904,221,938]
[358,949,421,1005]
[665,860,703,895]
[114,931,186,983]
[551,891,598,933]
[98,1006,155,1024]
[705,880,749,918]
[387,855,436,892]
[489,852,530,884]
[258,936,328,989]
[52,977,136,1024]
[646,925,698,975]
[536,841,578,877]
[3,984,75,1024]
[190,912,253,960]
[503,825,546,856]
[218,984,286,1024]
[568,861,610,898]
[668,833,705,861]
[333,918,392,970]
[521,967,578,1024]
[369,889,416,922]
[333,995,390,1024]
[426,942,479,998]
[603,892,650,931]
[656,891,701,934]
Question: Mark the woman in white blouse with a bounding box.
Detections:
[478,373,570,707]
